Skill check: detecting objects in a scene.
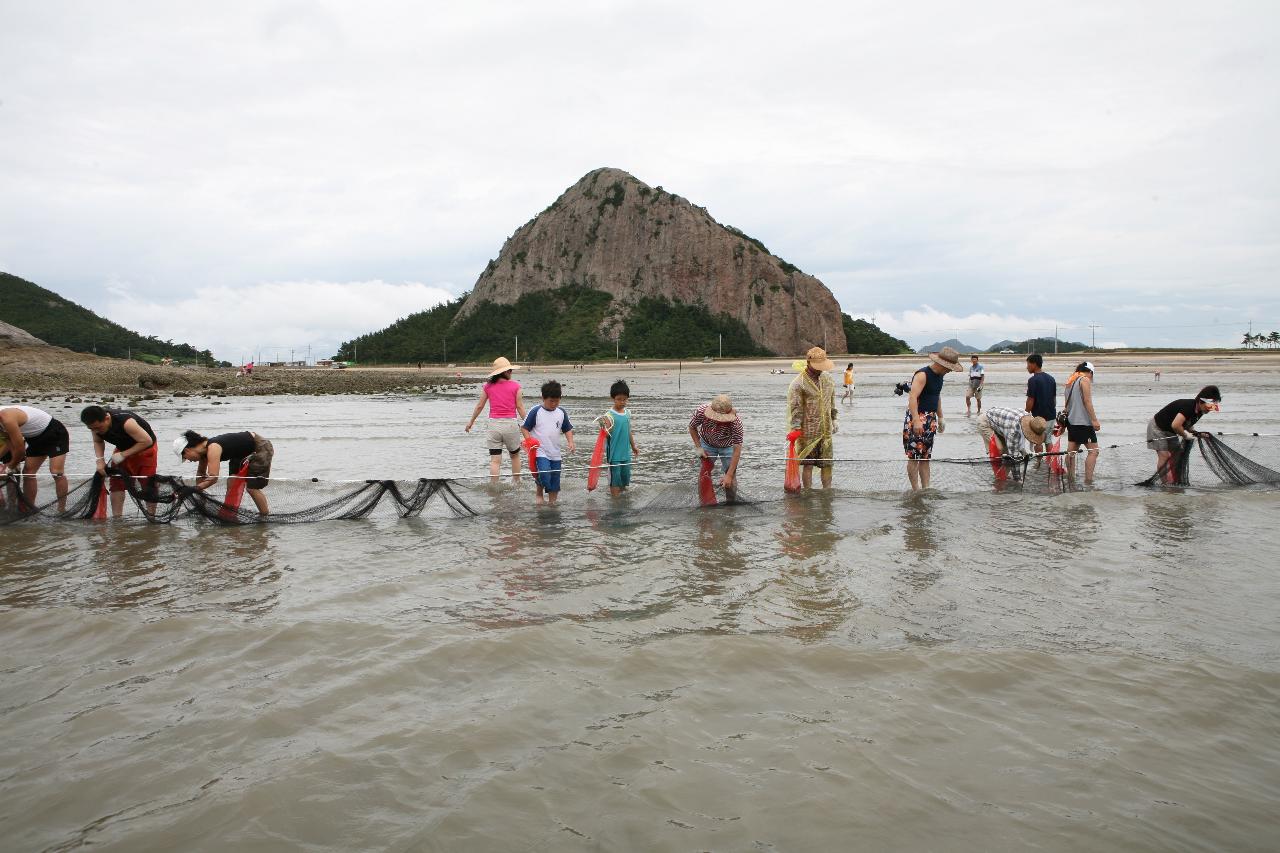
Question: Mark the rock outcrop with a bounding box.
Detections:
[459,168,847,356]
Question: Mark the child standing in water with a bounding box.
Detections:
[520,380,576,505]
[603,379,639,497]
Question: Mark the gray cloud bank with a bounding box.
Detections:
[2,1,1277,360]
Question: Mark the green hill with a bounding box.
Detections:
[0,271,216,364]
[336,286,770,363]
[842,315,911,355]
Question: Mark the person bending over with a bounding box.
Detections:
[1,404,70,511]
[1146,385,1221,478]
[175,429,275,516]
[80,405,157,518]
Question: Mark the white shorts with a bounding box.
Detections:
[486,419,523,453]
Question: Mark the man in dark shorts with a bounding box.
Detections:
[1,405,71,511]
[80,405,157,518]
[175,429,274,515]
[1024,353,1056,453]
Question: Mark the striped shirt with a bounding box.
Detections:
[690,404,743,448]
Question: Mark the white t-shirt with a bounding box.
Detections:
[969,363,985,384]
[521,405,573,461]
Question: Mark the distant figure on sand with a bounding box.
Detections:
[689,394,743,501]
[1062,362,1101,483]
[465,357,528,482]
[904,346,964,490]
[1147,385,1221,477]
[603,379,639,496]
[0,404,71,511]
[80,405,158,518]
[965,354,985,415]
[175,429,275,516]
[788,347,838,490]
[521,380,576,505]
[841,363,855,405]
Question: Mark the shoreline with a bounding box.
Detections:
[4,345,1279,400]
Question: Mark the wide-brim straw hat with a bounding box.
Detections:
[488,356,520,377]
[805,346,835,372]
[704,394,737,422]
[929,346,965,372]
[1021,415,1049,445]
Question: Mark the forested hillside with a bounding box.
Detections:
[0,272,216,364]
[336,286,769,363]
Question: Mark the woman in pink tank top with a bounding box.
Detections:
[465,356,528,481]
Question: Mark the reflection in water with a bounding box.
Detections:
[1140,498,1197,559]
[900,492,939,556]
[773,492,855,643]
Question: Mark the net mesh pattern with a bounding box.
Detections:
[3,435,1277,525]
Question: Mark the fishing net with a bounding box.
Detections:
[0,469,479,526]
[3,435,1277,525]
[1137,434,1280,488]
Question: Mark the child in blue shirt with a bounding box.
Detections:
[520,380,575,504]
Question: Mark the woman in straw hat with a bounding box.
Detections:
[904,346,964,490]
[787,347,838,490]
[465,356,528,481]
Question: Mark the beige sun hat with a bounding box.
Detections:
[704,394,737,422]
[805,346,836,372]
[488,356,520,377]
[1021,415,1049,445]
[929,346,965,372]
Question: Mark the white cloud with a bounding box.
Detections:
[102,280,452,362]
[1,1,1277,349]
[854,305,1077,349]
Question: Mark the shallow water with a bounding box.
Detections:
[4,361,1280,851]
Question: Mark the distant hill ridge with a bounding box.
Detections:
[0,272,215,364]
[916,338,981,354]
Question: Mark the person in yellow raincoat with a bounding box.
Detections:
[787,347,838,490]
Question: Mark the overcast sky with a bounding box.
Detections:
[2,1,1277,360]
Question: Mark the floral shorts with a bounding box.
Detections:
[902,410,938,460]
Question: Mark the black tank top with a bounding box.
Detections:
[210,432,255,465]
[102,410,156,451]
[914,367,945,414]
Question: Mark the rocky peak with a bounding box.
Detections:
[458,168,847,356]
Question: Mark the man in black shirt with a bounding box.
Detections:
[1146,385,1221,477]
[1023,354,1056,453]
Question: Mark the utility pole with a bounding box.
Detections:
[1088,323,1100,350]
[616,338,620,360]
[1054,325,1058,355]
[719,333,723,358]
[515,335,519,363]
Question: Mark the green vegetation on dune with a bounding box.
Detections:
[0,271,217,364]
[618,296,769,359]
[337,287,771,363]
[841,314,911,355]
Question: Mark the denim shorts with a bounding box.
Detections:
[700,440,735,473]
[535,457,562,493]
